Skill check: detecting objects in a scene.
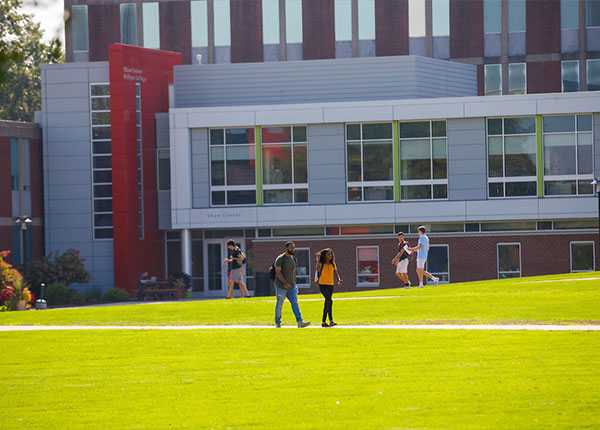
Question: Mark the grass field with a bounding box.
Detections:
[2,273,599,429]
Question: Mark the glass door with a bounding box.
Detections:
[203,239,249,297]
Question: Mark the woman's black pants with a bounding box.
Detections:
[319,284,334,322]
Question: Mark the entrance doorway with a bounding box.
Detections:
[204,239,249,298]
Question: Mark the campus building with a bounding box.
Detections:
[35,0,600,296]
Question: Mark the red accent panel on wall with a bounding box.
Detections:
[450,0,483,59]
[109,44,181,292]
[231,0,263,63]
[160,1,192,64]
[527,61,561,94]
[302,0,335,60]
[375,0,408,56]
[89,4,120,61]
[526,0,560,55]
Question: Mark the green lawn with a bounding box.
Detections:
[0,272,598,326]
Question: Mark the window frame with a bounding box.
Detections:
[570,241,595,272]
[356,245,380,287]
[561,60,580,92]
[484,64,502,96]
[497,242,522,279]
[427,244,450,283]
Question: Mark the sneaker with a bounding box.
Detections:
[433,277,439,287]
[275,323,281,328]
[404,285,411,289]
[321,323,329,327]
[329,322,337,327]
[298,321,311,328]
[417,284,423,288]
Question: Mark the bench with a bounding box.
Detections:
[133,281,179,301]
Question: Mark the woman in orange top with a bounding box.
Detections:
[315,248,342,327]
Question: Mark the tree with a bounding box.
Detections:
[0,0,63,121]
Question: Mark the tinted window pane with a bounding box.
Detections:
[120,3,137,45]
[484,64,502,96]
[93,141,111,154]
[348,187,362,201]
[93,170,112,183]
[293,126,307,142]
[588,59,600,91]
[432,139,447,179]
[577,134,593,174]
[487,118,503,135]
[95,228,113,239]
[226,128,254,145]
[71,5,89,51]
[545,180,576,195]
[347,143,362,181]
[227,190,256,205]
[91,85,110,96]
[562,60,579,92]
[263,144,292,184]
[401,139,430,180]
[142,2,160,49]
[498,244,520,273]
[226,146,255,185]
[92,127,111,140]
[94,199,113,212]
[572,243,594,271]
[363,142,393,181]
[346,124,360,140]
[262,126,291,143]
[484,0,501,33]
[586,0,600,26]
[561,0,579,28]
[504,136,536,176]
[577,114,592,131]
[94,214,113,227]
[364,186,393,201]
[543,115,575,133]
[158,151,171,190]
[400,122,430,138]
[94,184,112,198]
[210,147,225,186]
[211,191,225,205]
[191,0,208,47]
[508,0,525,31]
[362,123,392,140]
[504,117,535,134]
[92,112,111,125]
[508,63,526,95]
[428,246,448,273]
[488,136,503,177]
[489,182,504,197]
[578,180,594,194]
[401,184,431,200]
[294,145,308,183]
[544,134,575,175]
[294,188,308,203]
[93,156,111,169]
[210,129,224,145]
[432,121,446,137]
[264,189,293,204]
[505,181,536,196]
[433,184,447,199]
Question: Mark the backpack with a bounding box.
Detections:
[269,253,296,282]
[235,247,247,265]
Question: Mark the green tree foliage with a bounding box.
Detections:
[0,0,63,121]
[22,248,92,288]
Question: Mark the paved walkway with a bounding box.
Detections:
[1,324,598,331]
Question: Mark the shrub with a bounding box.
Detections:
[23,249,92,292]
[102,287,130,303]
[169,272,192,290]
[45,283,86,307]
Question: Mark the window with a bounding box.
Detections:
[484,0,501,33]
[294,248,311,288]
[399,121,448,200]
[210,128,256,206]
[71,5,89,51]
[120,3,137,45]
[408,0,426,37]
[498,243,521,278]
[214,0,231,47]
[191,0,208,48]
[142,2,160,49]
[428,245,449,283]
[543,115,594,196]
[561,0,579,28]
[286,0,303,44]
[508,63,526,95]
[335,0,352,42]
[487,117,537,198]
[358,0,375,40]
[586,0,600,27]
[10,138,18,191]
[432,0,449,37]
[571,242,595,272]
[166,231,182,277]
[484,64,502,96]
[262,126,308,204]
[262,0,280,45]
[158,149,171,191]
[587,59,600,91]
[508,0,525,32]
[136,83,143,239]
[562,60,580,92]
[357,246,379,286]
[346,123,394,202]
[90,84,113,240]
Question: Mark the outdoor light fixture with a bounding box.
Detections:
[196,54,202,64]
[14,216,32,264]
[14,216,32,230]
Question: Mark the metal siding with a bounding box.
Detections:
[595,114,600,178]
[155,113,170,148]
[190,128,209,208]
[307,124,346,205]
[158,190,172,229]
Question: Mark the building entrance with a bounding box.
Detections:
[203,239,248,298]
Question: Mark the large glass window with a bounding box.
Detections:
[120,3,137,45]
[286,0,303,44]
[191,0,208,47]
[432,0,450,37]
[484,0,501,33]
[586,0,600,27]
[357,246,379,286]
[561,0,579,28]
[142,2,160,49]
[508,0,526,32]
[262,126,308,204]
[543,114,594,196]
[571,242,595,272]
[428,245,449,283]
[400,121,448,200]
[562,60,580,92]
[487,117,537,198]
[498,243,521,278]
[346,123,394,202]
[408,0,426,37]
[262,0,280,45]
[71,5,89,51]
[214,0,231,47]
[295,248,311,288]
[509,63,526,95]
[484,64,502,96]
[158,149,171,191]
[90,84,113,240]
[210,128,256,206]
[587,59,600,91]
[335,0,352,42]
[358,0,375,40]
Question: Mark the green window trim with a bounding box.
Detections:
[255,126,262,206]
[536,115,543,198]
[393,120,400,202]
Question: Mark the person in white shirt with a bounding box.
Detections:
[408,226,439,288]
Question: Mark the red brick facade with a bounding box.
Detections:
[375,0,408,57]
[252,233,599,295]
[302,0,335,60]
[231,0,263,63]
[450,0,483,59]
[526,0,560,55]
[88,3,120,61]
[160,1,192,64]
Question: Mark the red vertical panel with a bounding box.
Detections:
[526,0,560,55]
[375,0,408,56]
[231,0,263,63]
[302,0,335,60]
[527,61,561,94]
[450,0,483,59]
[109,44,181,292]
[160,1,192,64]
[88,4,120,61]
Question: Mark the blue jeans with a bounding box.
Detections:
[274,285,303,325]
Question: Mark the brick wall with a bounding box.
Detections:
[252,233,599,294]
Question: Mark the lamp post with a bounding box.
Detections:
[592,179,600,268]
[14,215,32,265]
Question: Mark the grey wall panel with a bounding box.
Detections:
[45,83,90,99]
[286,43,303,61]
[47,199,91,215]
[358,40,375,57]
[484,33,501,57]
[92,241,114,257]
[156,113,170,148]
[45,140,91,157]
[336,41,352,58]
[158,190,172,230]
[561,28,578,53]
[263,44,280,62]
[46,126,91,142]
[432,36,450,59]
[190,128,210,208]
[594,114,600,177]
[44,67,90,84]
[409,37,426,56]
[587,28,600,52]
[447,118,487,201]
[174,55,476,108]
[215,46,231,63]
[45,97,90,113]
[47,170,91,186]
[508,32,526,56]
[307,124,346,205]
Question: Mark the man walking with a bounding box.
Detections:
[223,240,250,298]
[408,226,439,288]
[391,232,411,288]
[274,241,310,328]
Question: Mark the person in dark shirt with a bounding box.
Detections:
[222,240,250,299]
[391,232,412,288]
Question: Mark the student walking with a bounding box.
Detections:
[274,241,311,328]
[391,232,412,288]
[315,248,342,327]
[408,226,439,288]
[223,240,250,298]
